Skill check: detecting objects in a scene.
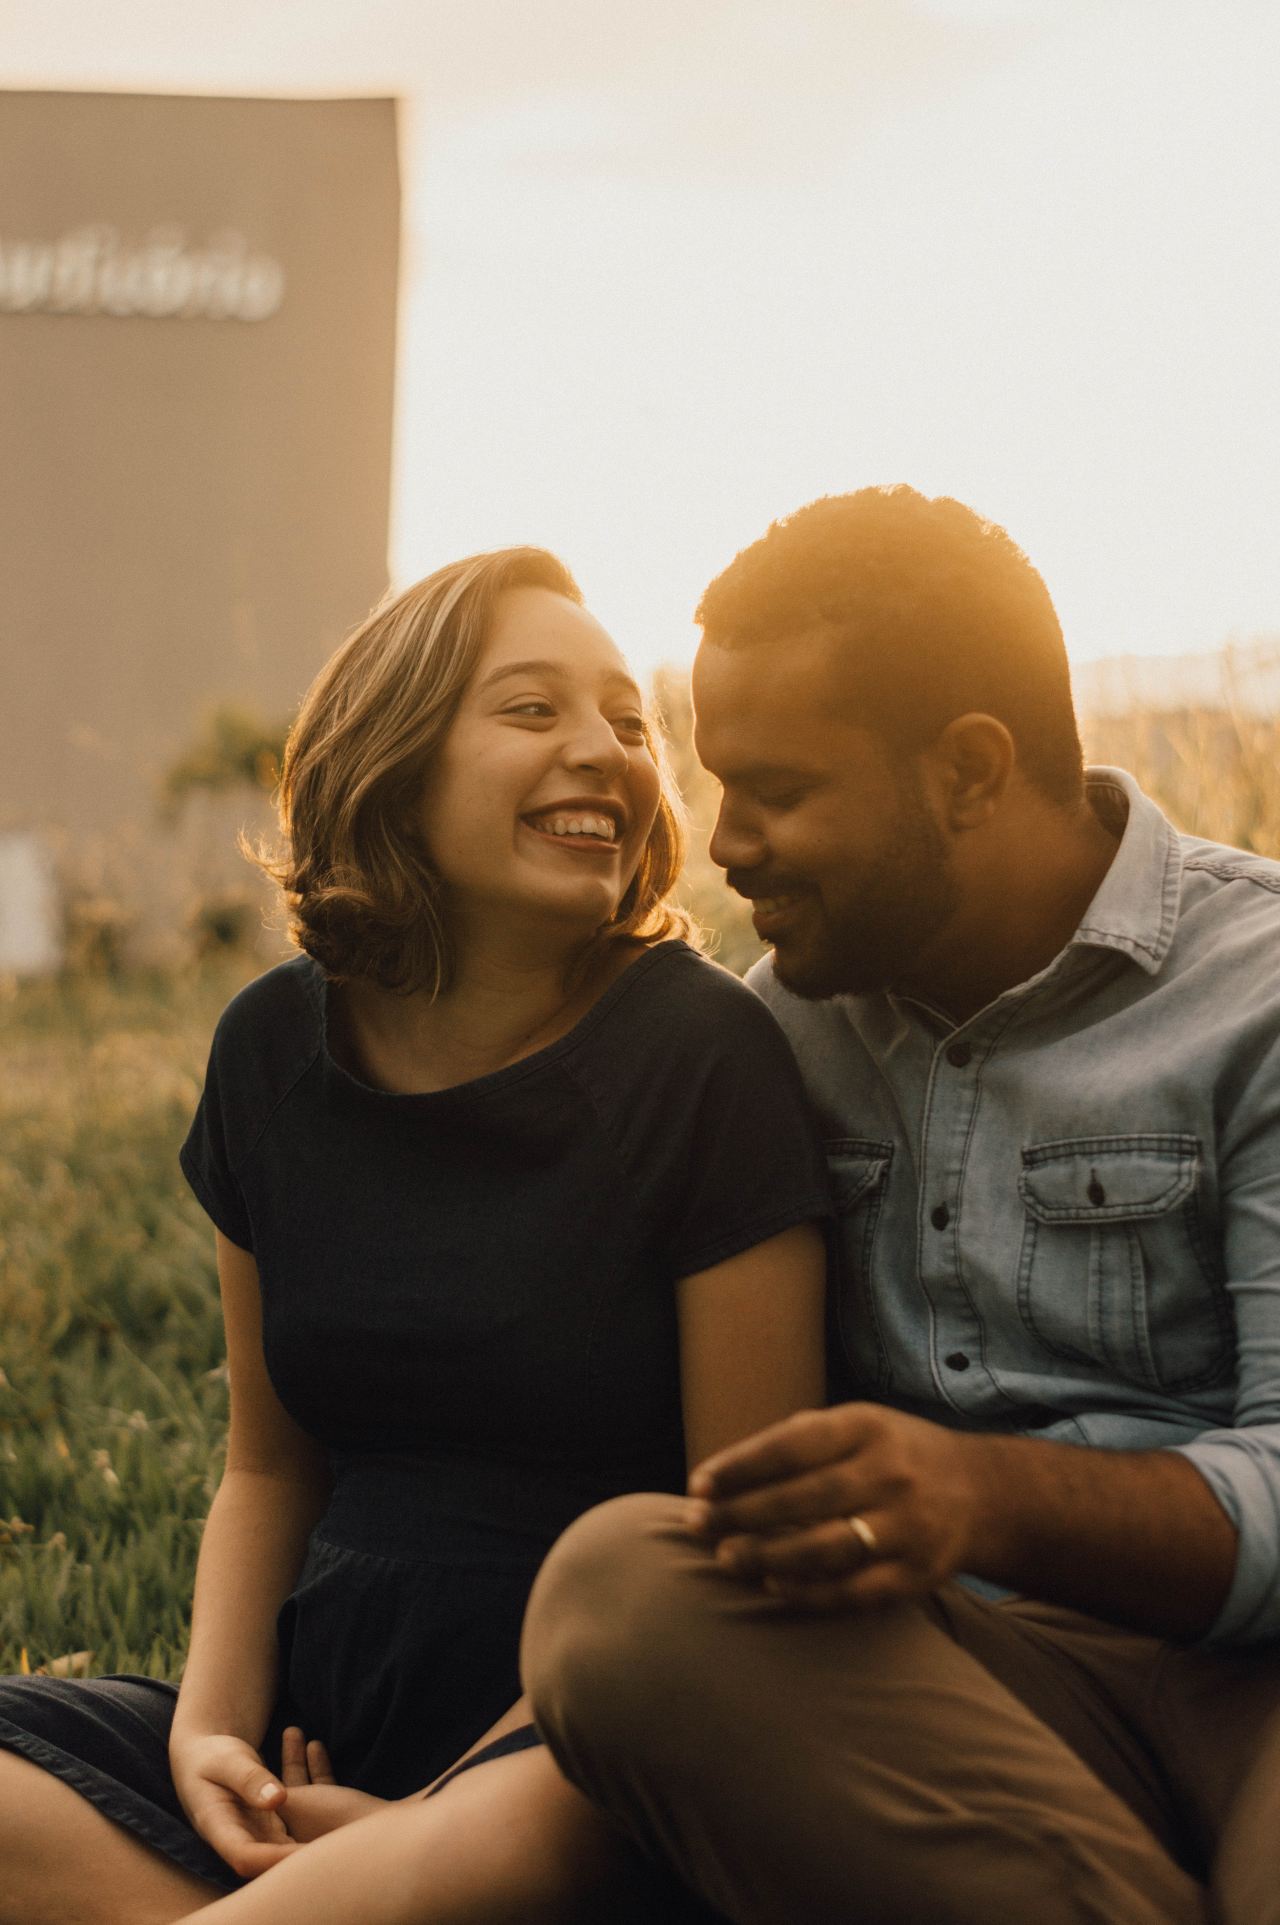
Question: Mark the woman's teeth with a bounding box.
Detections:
[530,812,616,840]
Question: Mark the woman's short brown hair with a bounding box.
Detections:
[254,547,693,994]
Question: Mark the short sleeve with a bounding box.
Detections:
[660,994,833,1276]
[579,955,833,1280]
[179,1017,255,1252]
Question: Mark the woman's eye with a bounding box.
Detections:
[613,714,647,739]
[504,700,555,719]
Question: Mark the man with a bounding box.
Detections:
[521,487,1280,1924]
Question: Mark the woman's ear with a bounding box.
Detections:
[927,713,1015,831]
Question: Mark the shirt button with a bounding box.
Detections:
[945,1042,972,1069]
[930,1203,950,1230]
[944,1351,970,1371]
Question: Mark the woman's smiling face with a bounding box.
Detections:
[421,586,662,941]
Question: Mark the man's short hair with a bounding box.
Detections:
[696,486,1085,807]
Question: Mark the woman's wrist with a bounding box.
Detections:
[170,1694,266,1758]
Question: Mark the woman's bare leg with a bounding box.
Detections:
[0,1749,222,1925]
[174,1744,661,1925]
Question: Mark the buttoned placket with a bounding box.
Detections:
[907,953,1085,1417]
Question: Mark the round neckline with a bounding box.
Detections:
[306,939,695,1103]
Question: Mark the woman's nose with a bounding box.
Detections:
[563,714,629,777]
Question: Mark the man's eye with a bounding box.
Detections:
[755,788,804,809]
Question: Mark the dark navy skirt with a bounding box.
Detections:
[0,1456,567,1893]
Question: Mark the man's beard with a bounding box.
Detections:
[771,778,960,1001]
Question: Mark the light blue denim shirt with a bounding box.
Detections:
[747,767,1280,1646]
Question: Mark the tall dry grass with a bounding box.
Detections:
[1083,708,1280,857]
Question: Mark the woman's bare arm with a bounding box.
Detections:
[169,1230,332,1875]
[676,1221,827,1473]
[286,1219,829,1835]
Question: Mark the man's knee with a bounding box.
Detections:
[522,1491,701,1753]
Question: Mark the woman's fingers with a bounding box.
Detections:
[280,1725,310,1787]
[177,1734,297,1878]
[191,1784,298,1879]
[280,1723,336,1788]
[197,1735,285,1811]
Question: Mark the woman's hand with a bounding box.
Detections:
[277,1726,389,1842]
[170,1731,299,1879]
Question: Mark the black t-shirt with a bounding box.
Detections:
[180,940,831,1514]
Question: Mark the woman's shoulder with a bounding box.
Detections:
[611,939,788,1032]
[207,952,322,1089]
[572,938,799,1087]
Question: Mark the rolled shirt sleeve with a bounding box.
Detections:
[1172,1079,1280,1644]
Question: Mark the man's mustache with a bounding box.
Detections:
[724,870,810,901]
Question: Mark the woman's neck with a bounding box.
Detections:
[334,932,638,1095]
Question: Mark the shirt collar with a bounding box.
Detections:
[1069,765,1182,976]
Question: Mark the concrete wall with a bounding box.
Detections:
[0,91,400,966]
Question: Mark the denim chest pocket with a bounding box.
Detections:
[1016,1134,1231,1392]
[826,1139,894,1393]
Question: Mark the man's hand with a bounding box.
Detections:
[277,1726,388,1843]
[170,1732,299,1879]
[686,1404,986,1611]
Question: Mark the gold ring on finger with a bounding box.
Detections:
[847,1513,879,1558]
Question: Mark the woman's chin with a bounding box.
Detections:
[498,883,625,942]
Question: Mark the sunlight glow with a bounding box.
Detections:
[6,0,1279,684]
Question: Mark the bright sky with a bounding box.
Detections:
[5,0,1279,679]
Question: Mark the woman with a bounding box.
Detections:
[0,548,829,1924]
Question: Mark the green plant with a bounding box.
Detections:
[159,706,285,824]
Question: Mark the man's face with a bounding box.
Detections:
[692,632,960,999]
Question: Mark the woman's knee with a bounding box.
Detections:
[0,1749,217,1924]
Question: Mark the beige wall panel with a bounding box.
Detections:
[0,91,400,962]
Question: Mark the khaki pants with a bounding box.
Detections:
[521,1494,1280,1925]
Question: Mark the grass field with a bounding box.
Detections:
[0,961,255,1679]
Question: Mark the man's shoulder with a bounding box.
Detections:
[743,955,866,1058]
[1178,832,1280,899]
[745,954,847,1020]
[1171,830,1280,975]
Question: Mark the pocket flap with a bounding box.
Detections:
[1019,1136,1199,1223]
[825,1139,893,1212]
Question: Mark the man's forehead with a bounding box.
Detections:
[692,630,852,724]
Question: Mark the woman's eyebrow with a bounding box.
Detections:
[478,659,643,702]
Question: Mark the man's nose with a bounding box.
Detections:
[708,796,764,875]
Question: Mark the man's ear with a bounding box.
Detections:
[926,713,1015,830]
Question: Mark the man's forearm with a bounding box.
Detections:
[961,1433,1238,1639]
[692,1403,1242,1639]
